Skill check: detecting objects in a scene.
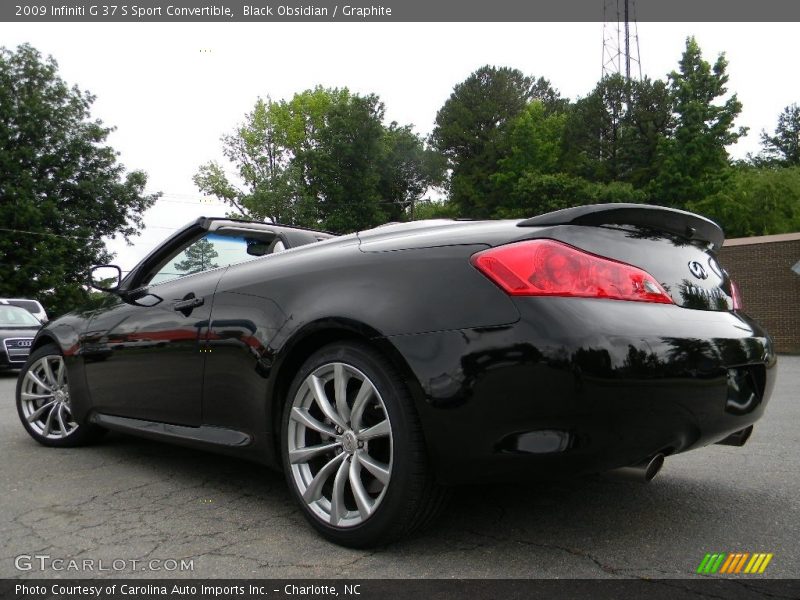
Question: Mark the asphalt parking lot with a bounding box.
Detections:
[0,357,798,580]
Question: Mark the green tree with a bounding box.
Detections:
[757,103,800,166]
[561,74,628,183]
[493,173,645,219]
[198,87,440,233]
[194,97,297,224]
[378,123,445,221]
[267,87,353,227]
[489,100,568,213]
[413,199,458,220]
[431,66,562,218]
[0,44,158,316]
[619,77,672,187]
[652,37,746,208]
[496,101,566,178]
[489,97,647,218]
[561,75,671,187]
[689,166,800,237]
[301,92,387,232]
[174,238,219,274]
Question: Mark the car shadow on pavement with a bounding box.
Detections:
[45,430,788,578]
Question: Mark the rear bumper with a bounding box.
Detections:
[387,298,776,485]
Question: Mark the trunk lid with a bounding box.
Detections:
[518,204,735,311]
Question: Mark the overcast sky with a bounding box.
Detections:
[2,22,798,271]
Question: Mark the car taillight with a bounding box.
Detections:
[731,280,743,311]
[471,239,674,304]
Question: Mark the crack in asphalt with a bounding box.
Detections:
[464,529,622,576]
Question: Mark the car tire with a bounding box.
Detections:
[281,341,448,547]
[16,344,105,447]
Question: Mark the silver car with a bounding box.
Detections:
[0,305,40,370]
[0,298,48,324]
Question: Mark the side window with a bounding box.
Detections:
[148,233,264,286]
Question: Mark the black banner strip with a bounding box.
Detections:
[3,579,800,600]
[4,0,800,23]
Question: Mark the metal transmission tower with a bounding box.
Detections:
[602,0,642,81]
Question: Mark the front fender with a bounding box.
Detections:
[32,318,93,422]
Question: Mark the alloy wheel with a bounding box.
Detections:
[287,362,393,528]
[19,355,78,439]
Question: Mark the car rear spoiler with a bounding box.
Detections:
[517,203,725,251]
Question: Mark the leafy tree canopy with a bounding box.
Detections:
[653,36,746,208]
[689,166,800,238]
[431,66,563,218]
[756,103,800,167]
[0,44,158,316]
[561,75,671,187]
[196,87,442,233]
[194,39,798,239]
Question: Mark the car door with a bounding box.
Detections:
[81,268,220,426]
[82,227,274,426]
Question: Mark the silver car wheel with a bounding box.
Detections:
[19,355,78,439]
[287,362,393,528]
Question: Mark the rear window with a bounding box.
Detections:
[5,300,41,313]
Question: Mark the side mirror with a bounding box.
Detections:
[89,265,122,292]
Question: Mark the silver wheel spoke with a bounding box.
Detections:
[56,403,68,434]
[356,450,391,485]
[41,358,58,388]
[56,360,66,386]
[329,457,350,525]
[21,392,54,401]
[42,404,56,436]
[349,456,375,519]
[333,364,351,424]
[27,400,57,423]
[26,371,52,393]
[291,407,337,438]
[349,380,374,431]
[289,441,340,464]
[358,419,390,441]
[310,375,346,429]
[302,453,346,503]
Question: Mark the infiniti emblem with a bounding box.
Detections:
[341,430,358,453]
[688,261,708,280]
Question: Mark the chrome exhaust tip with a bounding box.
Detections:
[715,425,753,447]
[607,453,665,483]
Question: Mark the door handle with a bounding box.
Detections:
[173,296,204,312]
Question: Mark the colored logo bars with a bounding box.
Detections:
[697,553,773,574]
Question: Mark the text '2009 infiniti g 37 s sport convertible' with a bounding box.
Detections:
[16,203,775,547]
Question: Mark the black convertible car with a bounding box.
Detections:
[16,203,775,547]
